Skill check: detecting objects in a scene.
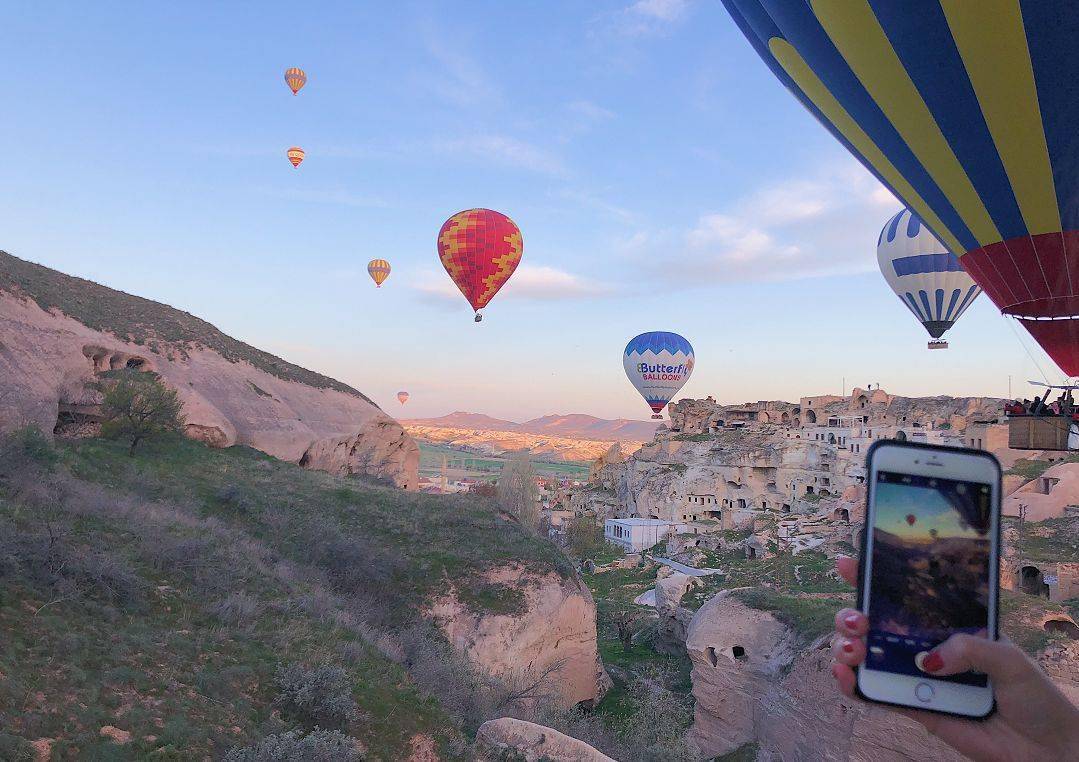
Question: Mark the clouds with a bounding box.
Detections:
[429,134,568,177]
[608,0,691,37]
[412,263,610,305]
[621,160,901,284]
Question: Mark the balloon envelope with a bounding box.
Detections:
[397,391,409,405]
[906,514,917,527]
[877,208,981,340]
[287,147,304,168]
[437,209,522,320]
[623,332,695,419]
[284,67,306,95]
[721,1,1079,374]
[368,259,391,287]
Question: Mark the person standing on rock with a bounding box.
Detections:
[829,556,1079,761]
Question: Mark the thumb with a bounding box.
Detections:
[924,633,1030,682]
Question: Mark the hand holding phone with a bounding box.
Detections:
[857,441,1000,718]
[832,557,1079,762]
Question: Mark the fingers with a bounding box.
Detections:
[836,555,858,587]
[835,608,868,638]
[832,633,866,667]
[831,662,857,697]
[920,633,1031,682]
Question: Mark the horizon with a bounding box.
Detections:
[1,2,1061,421]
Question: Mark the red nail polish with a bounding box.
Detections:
[843,614,860,629]
[922,652,944,672]
[842,640,855,654]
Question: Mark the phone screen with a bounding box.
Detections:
[866,470,993,687]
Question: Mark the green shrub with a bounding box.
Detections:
[96,370,185,454]
[225,729,364,761]
[0,426,58,478]
[274,663,358,730]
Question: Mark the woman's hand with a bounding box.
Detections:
[831,556,1079,762]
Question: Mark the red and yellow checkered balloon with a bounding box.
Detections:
[437,209,522,320]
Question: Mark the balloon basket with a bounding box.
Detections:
[928,340,949,350]
[651,414,663,420]
[474,312,483,323]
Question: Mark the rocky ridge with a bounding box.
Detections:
[0,252,418,488]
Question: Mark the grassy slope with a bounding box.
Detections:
[0,435,572,760]
[0,250,369,400]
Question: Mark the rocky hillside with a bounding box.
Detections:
[0,431,608,759]
[405,424,644,463]
[405,412,658,443]
[0,251,417,489]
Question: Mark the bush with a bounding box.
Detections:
[274,663,358,730]
[95,370,185,454]
[225,729,364,762]
[0,426,58,479]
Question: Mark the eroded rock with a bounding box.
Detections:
[475,718,615,762]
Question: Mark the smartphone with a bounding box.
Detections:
[857,440,1001,718]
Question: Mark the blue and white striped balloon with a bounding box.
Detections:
[623,332,695,419]
[877,208,980,343]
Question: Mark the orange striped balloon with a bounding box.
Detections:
[284,67,306,95]
[367,258,391,287]
[397,391,409,405]
[287,147,305,168]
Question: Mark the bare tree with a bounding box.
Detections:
[95,370,185,454]
[497,452,540,529]
[603,602,645,652]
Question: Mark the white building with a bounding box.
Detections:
[604,518,687,553]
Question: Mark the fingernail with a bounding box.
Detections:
[841,639,855,654]
[843,614,860,629]
[922,651,944,672]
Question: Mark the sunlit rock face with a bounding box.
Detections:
[0,277,418,490]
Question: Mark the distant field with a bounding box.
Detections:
[418,442,589,481]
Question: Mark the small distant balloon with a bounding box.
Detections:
[437,208,522,322]
[284,67,306,95]
[906,514,917,527]
[287,147,305,168]
[368,259,391,288]
[397,391,409,405]
[623,332,695,419]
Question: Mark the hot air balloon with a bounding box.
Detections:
[397,391,409,405]
[284,67,306,95]
[906,514,917,527]
[437,209,522,322]
[623,332,695,419]
[287,147,305,168]
[721,2,1079,377]
[368,259,391,288]
[878,208,981,349]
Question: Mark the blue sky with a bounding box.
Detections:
[0,1,1058,421]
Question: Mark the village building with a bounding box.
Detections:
[604,518,687,553]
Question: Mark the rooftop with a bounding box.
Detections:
[606,518,683,526]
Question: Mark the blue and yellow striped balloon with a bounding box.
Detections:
[722,1,1079,374]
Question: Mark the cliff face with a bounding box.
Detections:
[0,256,417,489]
[429,564,610,707]
[686,595,965,761]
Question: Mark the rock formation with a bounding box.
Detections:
[0,252,418,489]
[475,718,615,761]
[653,571,699,655]
[686,594,965,761]
[1005,462,1079,521]
[428,564,611,707]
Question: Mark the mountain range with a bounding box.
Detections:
[403,411,660,442]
